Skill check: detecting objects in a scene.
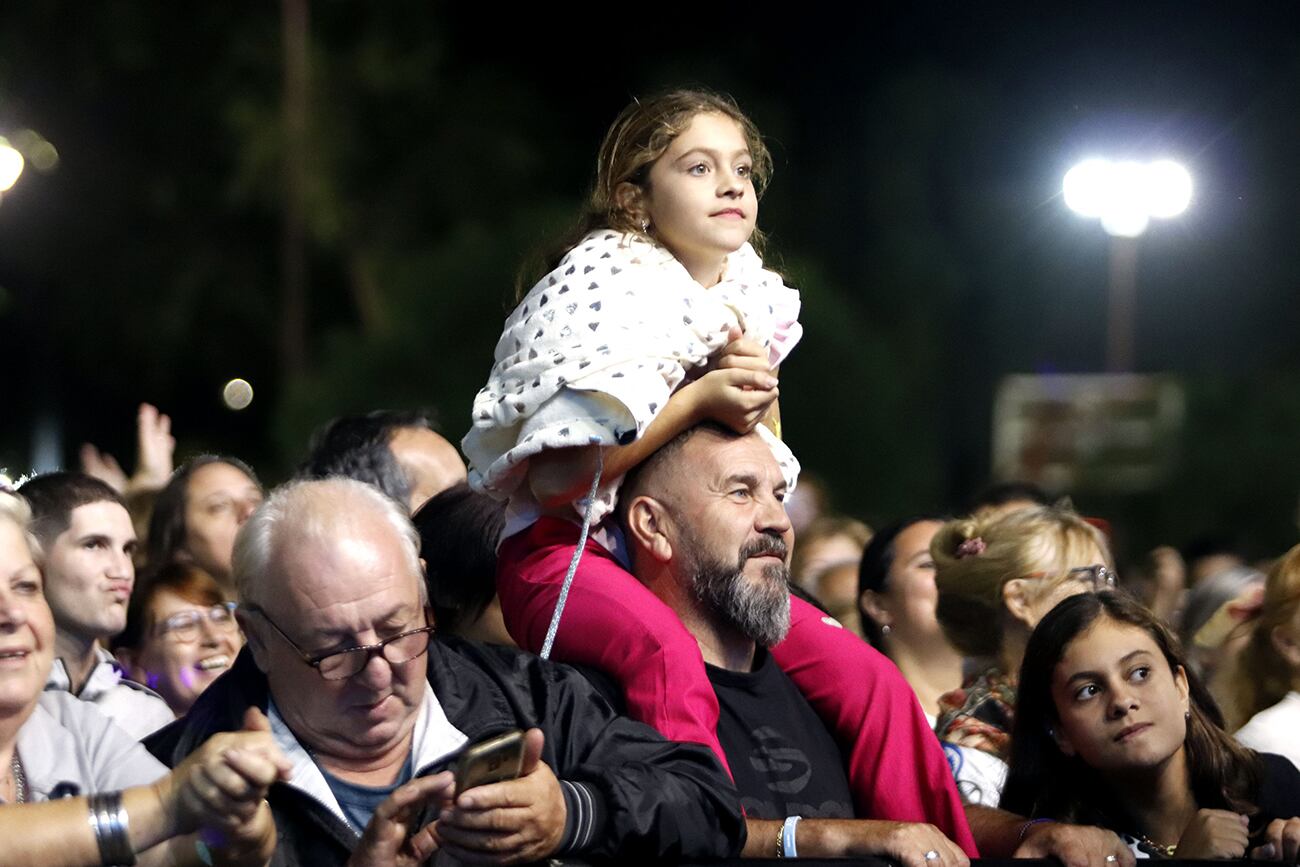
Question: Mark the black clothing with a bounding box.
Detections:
[146,637,744,866]
[706,648,854,819]
[1254,752,1300,831]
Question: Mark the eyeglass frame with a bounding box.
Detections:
[1022,564,1118,592]
[154,601,240,642]
[247,606,436,681]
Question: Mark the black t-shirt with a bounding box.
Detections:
[1255,752,1300,824]
[706,648,854,819]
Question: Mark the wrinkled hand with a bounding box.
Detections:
[130,402,175,492]
[837,821,969,867]
[161,708,290,839]
[348,773,455,867]
[1174,808,1249,859]
[80,443,128,493]
[1016,820,1135,867]
[435,728,566,865]
[1251,816,1300,861]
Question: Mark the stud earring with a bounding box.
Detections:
[880,624,892,636]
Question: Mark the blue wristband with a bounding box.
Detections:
[780,815,801,858]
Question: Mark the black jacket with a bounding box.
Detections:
[145,637,745,866]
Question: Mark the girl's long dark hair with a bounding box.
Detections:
[1000,592,1262,827]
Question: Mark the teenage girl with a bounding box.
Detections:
[463,89,975,854]
[1001,592,1300,860]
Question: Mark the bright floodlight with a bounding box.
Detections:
[1064,158,1192,237]
[0,138,23,192]
[1144,160,1193,218]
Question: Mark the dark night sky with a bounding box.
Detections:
[3,2,1300,558]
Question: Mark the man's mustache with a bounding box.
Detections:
[739,534,788,562]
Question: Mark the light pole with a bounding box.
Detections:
[1063,158,1192,371]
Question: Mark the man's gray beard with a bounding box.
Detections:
[687,534,791,648]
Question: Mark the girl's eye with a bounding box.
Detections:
[1073,683,1100,702]
[736,164,752,178]
[15,580,40,594]
[688,163,709,176]
[1130,666,1151,682]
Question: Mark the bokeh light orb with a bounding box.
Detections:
[222,378,254,411]
[0,138,24,192]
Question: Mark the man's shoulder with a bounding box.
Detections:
[145,647,267,765]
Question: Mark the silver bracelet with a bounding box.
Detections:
[87,791,137,867]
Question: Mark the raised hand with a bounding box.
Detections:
[131,402,175,492]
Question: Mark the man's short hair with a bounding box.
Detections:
[232,477,427,611]
[618,421,737,520]
[297,410,435,505]
[19,472,128,546]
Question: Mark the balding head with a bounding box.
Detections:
[233,478,426,615]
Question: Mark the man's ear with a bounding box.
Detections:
[624,495,673,564]
[614,181,646,226]
[236,609,271,673]
[1002,578,1036,628]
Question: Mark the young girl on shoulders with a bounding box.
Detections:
[1002,591,1300,860]
[463,89,975,853]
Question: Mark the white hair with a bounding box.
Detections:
[232,477,427,611]
[0,490,42,564]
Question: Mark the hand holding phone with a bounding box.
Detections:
[453,729,526,797]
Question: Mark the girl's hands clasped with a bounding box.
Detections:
[686,326,778,434]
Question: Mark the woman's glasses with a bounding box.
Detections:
[156,602,239,643]
[1023,564,1118,592]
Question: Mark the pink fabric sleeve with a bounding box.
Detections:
[495,517,733,778]
[772,597,980,856]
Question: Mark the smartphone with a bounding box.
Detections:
[453,729,526,797]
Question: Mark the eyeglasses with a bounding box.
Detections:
[156,603,239,643]
[1024,564,1118,592]
[252,608,435,681]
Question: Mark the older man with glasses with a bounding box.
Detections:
[145,477,743,867]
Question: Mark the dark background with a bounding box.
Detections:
[3,2,1299,568]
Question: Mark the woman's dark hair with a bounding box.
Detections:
[146,455,261,570]
[856,514,947,649]
[411,483,506,636]
[1001,592,1262,825]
